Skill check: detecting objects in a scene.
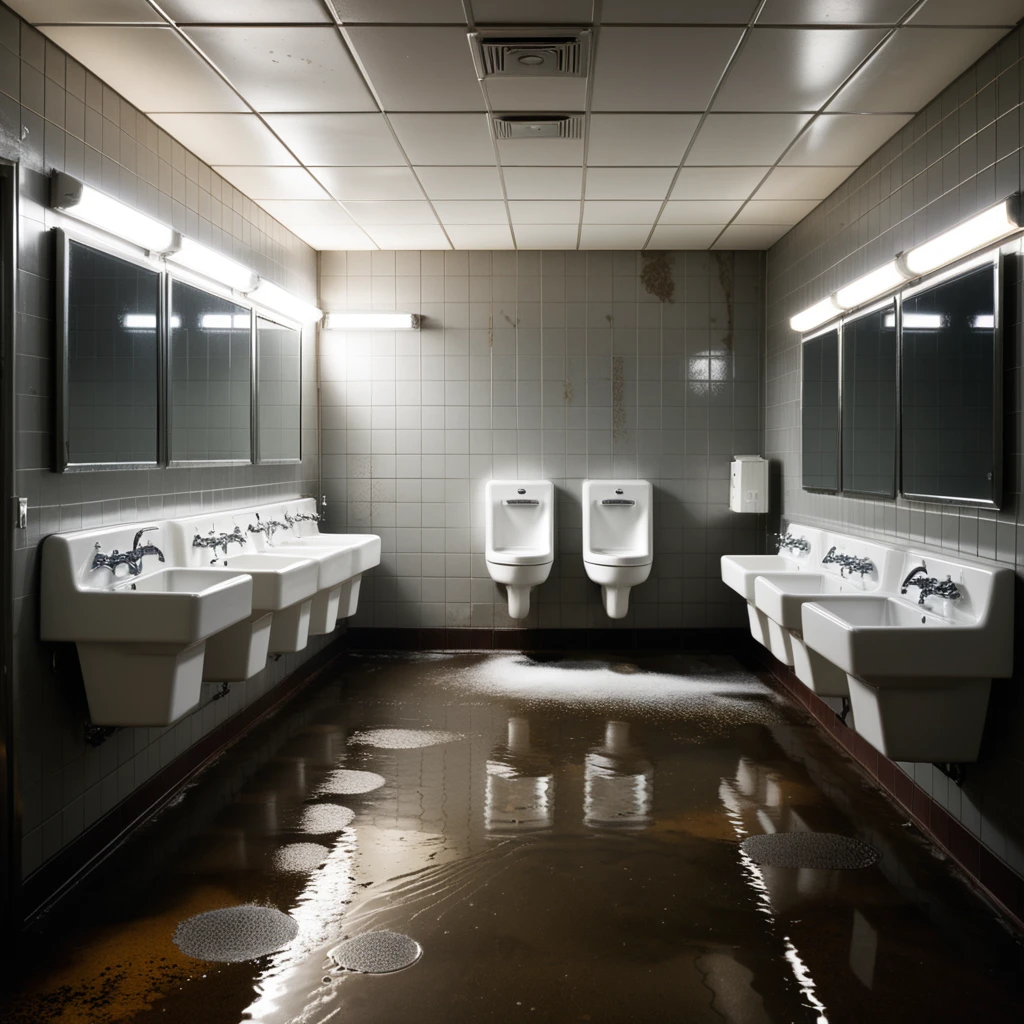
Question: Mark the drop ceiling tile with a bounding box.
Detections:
[484,78,589,113]
[909,0,1024,25]
[661,199,744,223]
[579,225,653,249]
[513,225,580,248]
[714,28,886,111]
[41,26,246,112]
[496,139,585,166]
[601,1,759,22]
[503,167,583,200]
[314,166,423,200]
[433,200,509,223]
[582,200,662,224]
[390,114,495,165]
[781,113,911,164]
[291,225,377,250]
[471,0,593,21]
[585,168,675,200]
[264,114,404,166]
[509,201,581,223]
[328,0,466,22]
[445,225,516,249]
[755,165,857,199]
[733,199,819,223]
[184,27,376,113]
[214,166,330,199]
[416,166,504,200]
[161,0,330,20]
[828,28,1007,112]
[365,224,452,249]
[587,114,701,166]
[151,114,297,164]
[4,1,162,23]
[713,224,791,248]
[648,225,722,248]
[345,27,484,111]
[670,167,769,199]
[591,28,744,111]
[256,200,356,227]
[758,1,917,24]
[344,201,439,225]
[686,113,812,165]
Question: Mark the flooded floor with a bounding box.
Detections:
[3,651,1022,1023]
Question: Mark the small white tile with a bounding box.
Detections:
[503,167,582,200]
[713,224,790,248]
[587,113,701,166]
[582,200,662,224]
[732,199,818,224]
[660,199,744,224]
[390,114,495,165]
[513,224,579,248]
[496,138,585,167]
[290,224,377,249]
[415,166,504,200]
[151,113,297,164]
[755,165,857,199]
[579,225,652,248]
[686,113,812,165]
[781,113,912,165]
[445,224,515,249]
[648,224,722,248]
[344,201,440,225]
[315,166,424,200]
[670,167,769,200]
[508,200,581,223]
[585,167,675,200]
[366,224,451,249]
[257,199,356,225]
[213,165,329,199]
[265,113,404,165]
[434,200,508,224]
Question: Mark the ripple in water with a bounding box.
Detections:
[299,804,355,834]
[316,769,386,795]
[273,842,330,873]
[329,931,423,974]
[173,905,298,963]
[740,832,880,870]
[349,728,464,749]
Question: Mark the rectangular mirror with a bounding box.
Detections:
[901,258,1000,506]
[801,327,840,492]
[169,279,252,464]
[57,233,160,469]
[842,302,897,497]
[256,316,301,463]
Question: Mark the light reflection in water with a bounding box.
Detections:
[584,721,652,830]
[485,718,553,833]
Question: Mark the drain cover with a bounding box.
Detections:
[300,804,355,833]
[740,832,880,870]
[349,728,464,749]
[317,769,386,795]
[329,931,423,974]
[173,905,298,963]
[273,842,329,873]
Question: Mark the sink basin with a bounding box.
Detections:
[721,554,811,603]
[203,553,318,613]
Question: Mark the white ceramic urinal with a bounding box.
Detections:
[485,480,554,619]
[583,480,653,619]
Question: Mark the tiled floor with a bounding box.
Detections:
[3,651,1021,1023]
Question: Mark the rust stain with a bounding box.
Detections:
[502,311,519,328]
[611,355,626,444]
[563,379,573,405]
[711,251,735,351]
[640,251,675,303]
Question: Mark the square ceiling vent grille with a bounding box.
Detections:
[493,115,584,140]
[472,30,591,77]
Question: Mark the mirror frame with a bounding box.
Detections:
[898,251,1003,509]
[254,312,303,465]
[55,227,165,473]
[800,322,841,494]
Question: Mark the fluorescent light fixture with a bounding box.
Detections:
[123,314,181,330]
[246,280,322,324]
[791,296,842,333]
[167,238,257,292]
[51,171,177,253]
[901,197,1022,277]
[323,312,422,330]
[834,261,909,310]
[200,313,251,330]
[972,314,995,329]
[885,312,943,329]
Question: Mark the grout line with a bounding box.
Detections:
[576,0,604,252]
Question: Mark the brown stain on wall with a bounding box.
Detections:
[640,251,676,303]
[712,251,735,351]
[563,379,573,405]
[611,356,626,444]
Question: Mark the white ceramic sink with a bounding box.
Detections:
[754,572,844,630]
[195,553,318,613]
[721,554,810,603]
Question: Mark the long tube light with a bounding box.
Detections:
[246,280,322,324]
[323,312,422,330]
[790,194,1022,333]
[167,237,257,292]
[51,170,178,253]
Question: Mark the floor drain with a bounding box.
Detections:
[740,832,880,870]
[349,728,464,749]
[317,769,386,795]
[329,931,423,974]
[300,804,355,833]
[173,905,298,963]
[273,842,329,873]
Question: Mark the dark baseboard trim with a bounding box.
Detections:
[19,638,347,928]
[753,646,1024,932]
[344,626,747,652]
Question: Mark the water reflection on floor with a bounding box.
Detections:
[3,651,1022,1023]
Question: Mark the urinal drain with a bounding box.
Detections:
[300,803,355,833]
[349,728,464,749]
[329,931,423,974]
[316,769,386,795]
[173,905,298,962]
[273,842,329,873]
[740,832,880,870]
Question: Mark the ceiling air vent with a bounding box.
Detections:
[471,29,591,78]
[493,115,583,140]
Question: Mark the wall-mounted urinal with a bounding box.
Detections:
[582,480,652,619]
[485,480,554,619]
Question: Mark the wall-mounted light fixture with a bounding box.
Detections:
[246,280,322,324]
[789,194,1022,332]
[322,312,422,330]
[51,171,178,253]
[167,238,257,292]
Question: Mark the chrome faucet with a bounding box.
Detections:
[823,545,875,578]
[900,565,962,604]
[776,531,810,554]
[246,512,286,543]
[91,527,165,577]
[284,509,321,527]
[192,525,247,560]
